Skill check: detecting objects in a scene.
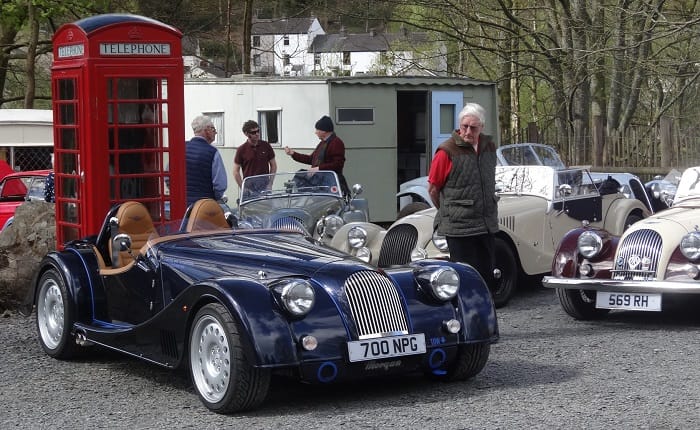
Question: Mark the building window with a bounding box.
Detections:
[283,35,289,46]
[253,54,261,67]
[203,111,224,146]
[314,53,321,66]
[343,52,351,65]
[283,54,290,66]
[253,35,260,47]
[336,107,374,124]
[257,109,281,145]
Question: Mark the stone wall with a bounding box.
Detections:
[0,201,55,312]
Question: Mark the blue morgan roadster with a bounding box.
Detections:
[33,199,498,413]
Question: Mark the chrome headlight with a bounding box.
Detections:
[274,279,315,316]
[577,230,603,258]
[415,266,460,301]
[680,232,700,261]
[347,226,367,249]
[432,231,449,252]
[317,215,344,237]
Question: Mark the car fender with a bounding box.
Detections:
[602,195,649,236]
[403,260,499,341]
[33,249,101,322]
[182,278,301,367]
[550,227,586,277]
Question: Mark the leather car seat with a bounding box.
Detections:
[108,201,158,268]
[184,198,230,232]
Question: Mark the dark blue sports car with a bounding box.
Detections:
[33,199,498,413]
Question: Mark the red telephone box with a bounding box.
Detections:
[51,14,186,248]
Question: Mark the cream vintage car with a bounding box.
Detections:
[331,165,651,307]
[542,165,700,320]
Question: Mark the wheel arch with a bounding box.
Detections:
[33,252,94,322]
[603,198,649,236]
[183,280,300,368]
[444,263,499,342]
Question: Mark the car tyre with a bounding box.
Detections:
[556,288,610,320]
[36,268,78,359]
[397,201,430,219]
[429,343,490,382]
[189,303,270,414]
[491,238,517,308]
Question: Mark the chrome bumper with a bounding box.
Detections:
[542,276,700,294]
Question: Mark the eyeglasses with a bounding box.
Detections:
[460,124,481,131]
[207,126,217,132]
[248,129,260,135]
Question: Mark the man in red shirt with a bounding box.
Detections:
[428,103,499,299]
[233,120,277,190]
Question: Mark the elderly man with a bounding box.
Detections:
[186,115,228,206]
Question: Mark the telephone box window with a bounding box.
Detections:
[53,77,81,241]
[106,77,168,214]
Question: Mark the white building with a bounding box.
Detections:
[251,17,325,76]
[308,28,447,77]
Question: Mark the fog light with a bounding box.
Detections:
[301,335,318,351]
[579,262,593,277]
[443,319,461,334]
[683,264,700,280]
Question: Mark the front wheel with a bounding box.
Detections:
[36,268,78,359]
[491,238,517,308]
[189,303,271,414]
[429,343,490,382]
[556,288,610,320]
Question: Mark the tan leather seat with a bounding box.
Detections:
[185,198,230,232]
[108,201,158,268]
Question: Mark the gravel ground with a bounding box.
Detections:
[2,286,699,429]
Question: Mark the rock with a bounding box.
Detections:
[0,201,55,312]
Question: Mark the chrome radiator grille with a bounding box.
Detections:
[344,271,409,339]
[271,216,307,234]
[377,224,418,268]
[611,228,663,281]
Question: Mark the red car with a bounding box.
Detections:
[0,169,52,231]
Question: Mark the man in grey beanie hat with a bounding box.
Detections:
[284,115,349,194]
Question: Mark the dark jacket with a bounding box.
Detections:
[292,133,348,194]
[434,132,499,236]
[186,136,217,206]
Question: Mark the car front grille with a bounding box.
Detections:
[377,224,418,268]
[271,216,307,235]
[344,270,409,339]
[611,228,663,281]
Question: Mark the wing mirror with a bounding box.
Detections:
[351,183,363,196]
[558,183,572,197]
[113,233,132,252]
